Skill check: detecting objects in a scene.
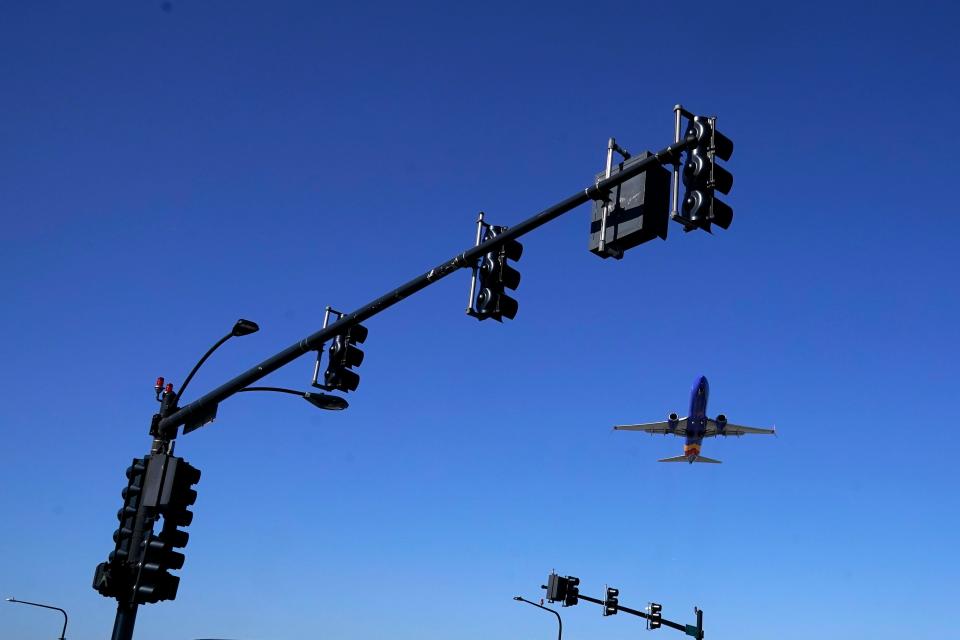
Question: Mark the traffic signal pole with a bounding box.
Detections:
[100,119,710,640]
[157,135,696,437]
[110,603,137,640]
[577,594,693,635]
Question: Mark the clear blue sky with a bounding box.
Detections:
[1,2,957,639]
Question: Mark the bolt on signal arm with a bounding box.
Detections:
[157,134,698,436]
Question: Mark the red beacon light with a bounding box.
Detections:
[155,377,164,392]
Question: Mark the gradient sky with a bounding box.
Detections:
[2,2,957,639]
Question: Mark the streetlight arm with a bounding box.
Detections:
[177,319,260,401]
[514,596,562,640]
[237,386,303,397]
[176,332,233,401]
[7,598,68,640]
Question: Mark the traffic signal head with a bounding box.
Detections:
[681,116,734,232]
[129,455,201,604]
[323,324,368,392]
[95,456,151,600]
[110,458,147,564]
[564,576,580,607]
[135,554,181,605]
[144,534,186,571]
[604,586,619,616]
[545,572,568,603]
[649,602,663,629]
[474,225,522,321]
[159,457,200,528]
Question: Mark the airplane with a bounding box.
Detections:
[613,375,774,464]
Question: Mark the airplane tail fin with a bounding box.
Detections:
[657,455,723,464]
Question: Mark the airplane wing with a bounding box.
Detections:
[613,418,687,435]
[704,419,775,437]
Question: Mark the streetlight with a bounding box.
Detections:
[513,595,562,640]
[177,319,260,401]
[174,320,348,412]
[6,597,68,640]
[238,386,348,410]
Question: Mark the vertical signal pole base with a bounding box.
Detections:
[110,601,138,640]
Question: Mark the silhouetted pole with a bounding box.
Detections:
[514,596,562,640]
[6,597,68,640]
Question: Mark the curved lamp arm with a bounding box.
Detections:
[177,319,259,401]
[238,386,348,411]
[513,596,561,640]
[6,597,68,640]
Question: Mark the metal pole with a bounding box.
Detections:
[598,137,615,254]
[158,135,695,435]
[110,601,138,640]
[671,104,682,218]
[577,593,689,634]
[514,596,562,640]
[466,211,485,313]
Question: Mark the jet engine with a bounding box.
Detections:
[667,412,679,431]
[716,414,727,434]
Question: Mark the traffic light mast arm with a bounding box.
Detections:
[157,134,696,435]
[577,594,690,634]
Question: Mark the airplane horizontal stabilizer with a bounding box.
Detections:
[657,455,723,464]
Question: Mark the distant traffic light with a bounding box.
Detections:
[604,586,619,616]
[474,225,523,321]
[323,323,369,392]
[680,115,734,232]
[648,602,662,629]
[564,576,580,607]
[545,572,569,603]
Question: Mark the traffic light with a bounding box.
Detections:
[135,456,200,604]
[544,572,579,605]
[604,586,619,616]
[475,225,522,321]
[564,576,580,607]
[323,324,368,392]
[648,602,662,630]
[681,115,734,232]
[93,457,149,599]
[113,457,147,564]
[545,572,568,603]
[135,533,182,603]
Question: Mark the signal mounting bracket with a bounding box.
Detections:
[311,306,344,390]
[596,137,633,258]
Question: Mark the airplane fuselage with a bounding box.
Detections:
[684,375,710,461]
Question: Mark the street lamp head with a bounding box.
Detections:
[303,392,349,411]
[5,597,14,602]
[231,318,260,336]
[513,596,523,601]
